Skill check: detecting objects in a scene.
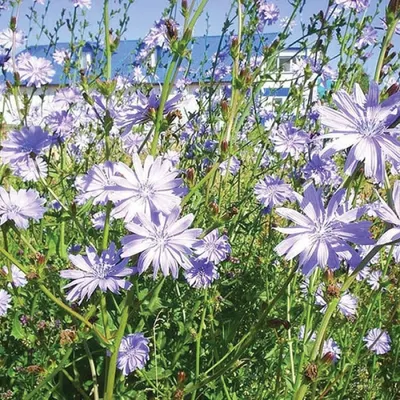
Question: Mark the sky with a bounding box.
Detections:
[0,0,395,77]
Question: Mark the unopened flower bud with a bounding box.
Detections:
[26,271,39,280]
[220,100,229,119]
[323,269,334,284]
[209,201,219,215]
[177,371,186,384]
[36,253,46,265]
[221,139,228,154]
[181,0,188,12]
[389,0,400,14]
[230,36,239,58]
[386,82,400,96]
[165,19,178,41]
[322,351,335,364]
[10,16,17,31]
[186,167,195,184]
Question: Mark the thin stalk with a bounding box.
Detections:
[287,281,296,384]
[102,201,112,251]
[192,291,208,400]
[150,54,178,156]
[104,288,135,400]
[150,0,209,156]
[83,340,100,400]
[103,0,112,80]
[374,11,400,82]
[62,369,91,400]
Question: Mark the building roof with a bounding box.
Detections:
[4,33,300,85]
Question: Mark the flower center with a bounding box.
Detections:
[153,228,169,250]
[8,204,21,214]
[312,219,333,241]
[139,181,155,198]
[357,118,386,138]
[205,241,216,252]
[93,262,111,279]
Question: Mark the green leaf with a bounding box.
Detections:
[11,314,24,340]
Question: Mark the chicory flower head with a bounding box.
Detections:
[60,243,134,304]
[111,154,186,221]
[117,333,150,375]
[121,207,202,279]
[318,81,400,183]
[254,175,295,209]
[275,184,373,275]
[193,228,231,265]
[364,328,391,354]
[0,186,46,229]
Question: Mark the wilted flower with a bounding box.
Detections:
[275,184,373,275]
[364,328,391,354]
[184,258,219,289]
[254,175,295,209]
[319,82,400,183]
[60,243,134,304]
[121,207,202,279]
[193,229,231,264]
[117,333,150,375]
[0,187,46,229]
[111,154,186,221]
[0,289,11,316]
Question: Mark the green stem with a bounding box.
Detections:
[103,0,112,80]
[181,162,220,206]
[150,54,179,156]
[192,291,208,400]
[287,281,295,384]
[150,0,209,156]
[374,11,399,82]
[102,201,112,251]
[83,340,100,400]
[104,288,135,400]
